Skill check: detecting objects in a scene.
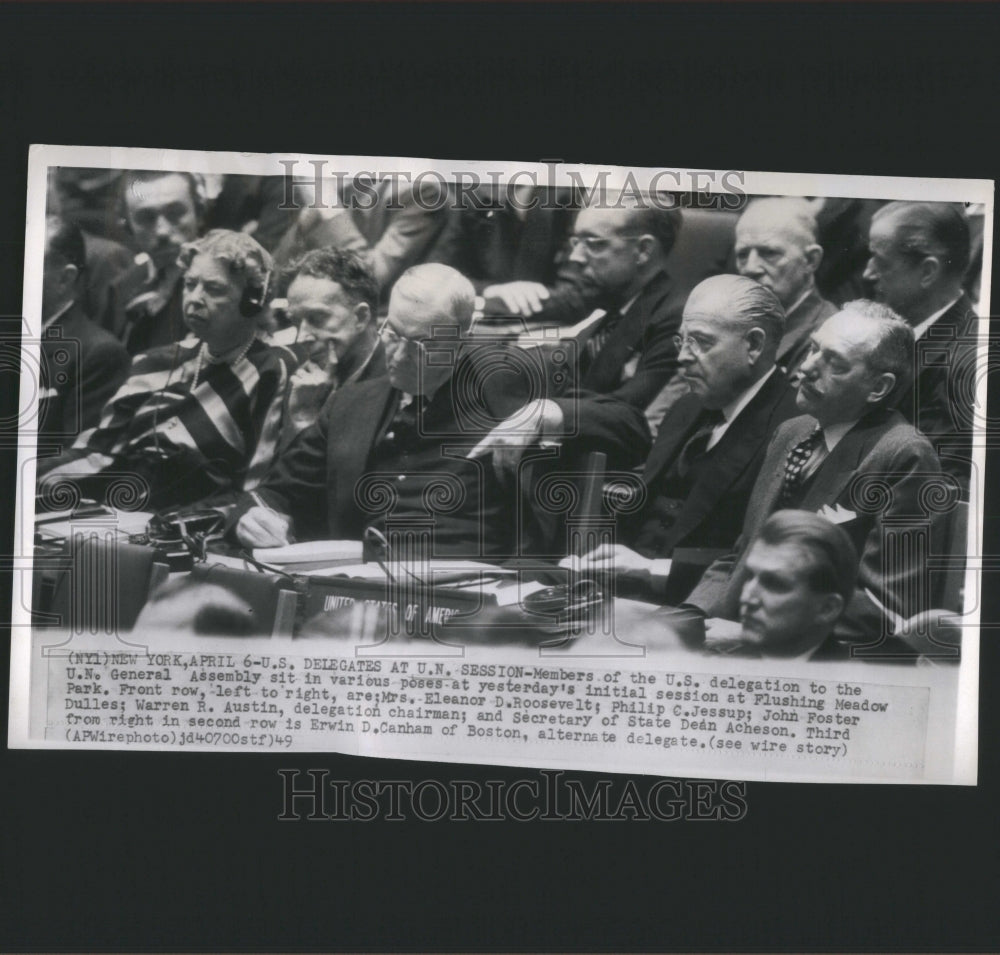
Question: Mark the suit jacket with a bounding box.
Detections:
[39,303,131,443]
[238,360,651,552]
[777,287,838,375]
[81,232,133,323]
[687,408,942,643]
[103,257,186,356]
[894,293,978,498]
[272,178,449,296]
[578,269,682,409]
[633,369,800,557]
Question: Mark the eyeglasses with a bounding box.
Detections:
[567,233,643,254]
[671,332,716,356]
[377,317,429,357]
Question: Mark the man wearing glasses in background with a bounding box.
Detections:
[561,196,685,409]
[231,263,648,559]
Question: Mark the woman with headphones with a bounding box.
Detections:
[38,230,294,510]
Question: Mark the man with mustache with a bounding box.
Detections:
[686,301,942,651]
[103,170,203,355]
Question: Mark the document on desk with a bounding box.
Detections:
[8,144,989,786]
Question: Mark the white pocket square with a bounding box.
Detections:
[819,503,857,524]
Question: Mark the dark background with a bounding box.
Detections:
[1,3,997,951]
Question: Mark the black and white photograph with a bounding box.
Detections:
[9,145,987,785]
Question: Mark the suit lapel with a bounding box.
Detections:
[333,377,396,521]
[641,393,702,485]
[800,413,890,510]
[668,372,792,545]
[583,270,671,390]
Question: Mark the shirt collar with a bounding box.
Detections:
[41,300,74,333]
[720,366,776,424]
[912,295,963,341]
[784,285,813,317]
[822,418,859,452]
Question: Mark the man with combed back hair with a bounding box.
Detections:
[865,200,978,496]
[687,301,942,651]
[565,274,800,603]
[705,510,859,660]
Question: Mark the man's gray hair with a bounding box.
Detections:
[840,299,915,401]
[685,273,786,345]
[393,263,476,330]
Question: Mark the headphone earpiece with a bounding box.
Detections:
[240,268,271,318]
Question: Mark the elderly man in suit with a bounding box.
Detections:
[865,200,978,497]
[233,264,648,559]
[686,300,942,650]
[564,274,800,603]
[734,196,838,376]
[37,216,130,443]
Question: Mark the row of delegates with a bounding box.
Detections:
[719,195,977,498]
[37,231,294,510]
[572,290,944,655]
[230,263,651,560]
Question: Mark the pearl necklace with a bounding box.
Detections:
[190,334,257,391]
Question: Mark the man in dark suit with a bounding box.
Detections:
[233,264,648,559]
[103,170,204,355]
[735,197,838,376]
[687,301,942,649]
[269,248,387,447]
[560,198,684,409]
[564,274,799,603]
[38,217,130,444]
[864,200,978,497]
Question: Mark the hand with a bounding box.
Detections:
[560,543,654,580]
[467,400,562,480]
[236,505,293,548]
[482,281,550,316]
[703,617,745,649]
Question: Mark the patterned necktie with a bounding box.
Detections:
[586,308,622,362]
[780,426,824,506]
[676,409,726,479]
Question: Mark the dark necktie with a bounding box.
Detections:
[676,409,726,479]
[780,426,824,506]
[586,307,622,363]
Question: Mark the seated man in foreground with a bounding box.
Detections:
[686,301,942,648]
[233,264,649,560]
[39,230,292,509]
[705,510,859,660]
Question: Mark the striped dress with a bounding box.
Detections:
[59,336,293,507]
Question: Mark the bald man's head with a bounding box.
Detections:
[735,197,824,309]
